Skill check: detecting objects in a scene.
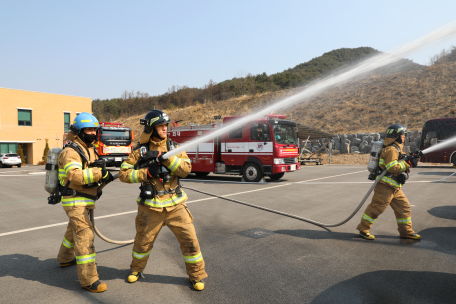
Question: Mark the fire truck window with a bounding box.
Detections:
[273,124,298,144]
[100,130,130,141]
[250,123,270,141]
[229,127,243,139]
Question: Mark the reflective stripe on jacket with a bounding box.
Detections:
[119,135,191,211]
[58,133,102,209]
[378,138,410,189]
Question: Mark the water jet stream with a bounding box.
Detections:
[164,22,456,160]
[421,136,456,155]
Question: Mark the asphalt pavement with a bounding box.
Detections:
[1,164,455,304]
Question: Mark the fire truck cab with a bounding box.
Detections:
[168,115,301,182]
[94,122,134,167]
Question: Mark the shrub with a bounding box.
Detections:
[42,139,50,164]
[16,144,26,164]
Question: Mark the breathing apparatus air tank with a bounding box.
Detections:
[367,140,383,180]
[44,147,62,194]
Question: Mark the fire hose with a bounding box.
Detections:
[89,173,135,245]
[90,170,387,245]
[182,170,388,228]
[90,166,456,244]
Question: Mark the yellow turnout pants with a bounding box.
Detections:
[357,182,415,236]
[56,207,98,287]
[131,203,207,281]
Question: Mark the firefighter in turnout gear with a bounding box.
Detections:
[56,112,113,293]
[119,110,207,291]
[357,124,421,241]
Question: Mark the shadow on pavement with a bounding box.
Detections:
[0,254,189,290]
[275,226,456,256]
[311,270,456,304]
[427,205,456,221]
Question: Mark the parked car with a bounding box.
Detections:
[0,153,22,168]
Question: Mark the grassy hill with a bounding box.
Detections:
[107,46,456,137]
[95,47,421,122]
[118,60,456,138]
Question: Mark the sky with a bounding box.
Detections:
[1,1,456,100]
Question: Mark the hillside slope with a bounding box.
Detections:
[95,47,421,122]
[118,61,456,137]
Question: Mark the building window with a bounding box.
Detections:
[64,113,70,132]
[0,143,18,154]
[18,109,32,126]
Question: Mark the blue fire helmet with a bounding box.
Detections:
[71,112,99,133]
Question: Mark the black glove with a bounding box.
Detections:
[102,170,114,184]
[396,173,407,184]
[147,163,161,178]
[144,150,162,161]
[158,154,167,162]
[403,155,418,168]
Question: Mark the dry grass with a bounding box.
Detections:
[117,62,456,137]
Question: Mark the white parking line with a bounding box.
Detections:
[0,170,367,237]
[0,169,44,174]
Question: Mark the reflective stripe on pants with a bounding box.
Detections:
[130,203,207,281]
[357,182,415,236]
[56,207,99,287]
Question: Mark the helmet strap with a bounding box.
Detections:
[152,127,166,140]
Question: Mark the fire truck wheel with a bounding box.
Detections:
[268,173,285,180]
[195,172,210,177]
[243,163,263,182]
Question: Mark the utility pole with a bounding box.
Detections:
[402,115,408,152]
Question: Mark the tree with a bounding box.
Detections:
[42,139,50,164]
[16,144,26,164]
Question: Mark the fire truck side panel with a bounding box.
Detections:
[168,130,216,173]
[221,125,248,174]
[167,115,301,178]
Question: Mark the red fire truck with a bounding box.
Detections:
[65,122,135,167]
[94,122,134,167]
[419,117,456,166]
[168,115,301,182]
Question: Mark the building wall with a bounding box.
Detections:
[0,88,91,164]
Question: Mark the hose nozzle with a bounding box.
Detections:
[411,150,423,158]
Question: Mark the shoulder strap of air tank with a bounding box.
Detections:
[64,142,89,167]
[166,138,178,151]
[392,143,403,159]
[93,148,99,159]
[133,142,149,151]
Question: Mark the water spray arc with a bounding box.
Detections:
[163,22,456,161]
[421,136,456,155]
[92,22,456,243]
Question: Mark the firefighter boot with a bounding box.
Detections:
[127,272,142,283]
[400,233,421,240]
[190,279,205,291]
[59,258,77,268]
[83,280,107,293]
[359,231,375,240]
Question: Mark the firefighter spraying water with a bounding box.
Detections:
[42,21,456,293]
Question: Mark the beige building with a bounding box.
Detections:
[0,88,91,164]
